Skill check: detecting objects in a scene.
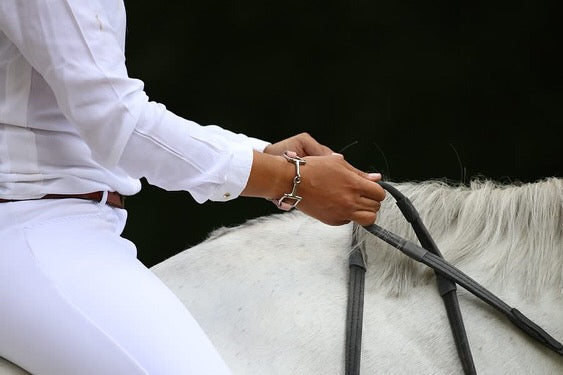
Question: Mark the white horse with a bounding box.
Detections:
[153,178,562,374]
[1,178,561,374]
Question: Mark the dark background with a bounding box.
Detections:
[122,1,561,267]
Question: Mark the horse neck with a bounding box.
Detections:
[357,178,563,299]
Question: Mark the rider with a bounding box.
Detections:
[0,1,385,374]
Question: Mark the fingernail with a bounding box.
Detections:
[368,173,382,179]
[332,152,344,158]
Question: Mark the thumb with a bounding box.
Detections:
[363,172,382,182]
[345,162,382,182]
[334,157,382,182]
[302,142,334,157]
[299,134,334,156]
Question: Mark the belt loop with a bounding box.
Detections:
[98,191,109,206]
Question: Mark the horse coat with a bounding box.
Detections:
[153,178,563,374]
[0,178,561,374]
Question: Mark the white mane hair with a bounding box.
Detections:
[353,177,563,298]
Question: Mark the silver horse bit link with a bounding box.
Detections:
[274,151,307,211]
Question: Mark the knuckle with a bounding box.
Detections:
[343,195,357,209]
[362,213,377,226]
[377,185,386,201]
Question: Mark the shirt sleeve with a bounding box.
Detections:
[120,103,269,203]
[0,0,269,202]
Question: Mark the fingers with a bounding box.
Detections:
[264,133,334,157]
[351,191,382,226]
[280,151,385,227]
[344,167,385,226]
[336,157,385,201]
[366,172,382,182]
[359,178,386,202]
[291,132,333,156]
[343,161,383,183]
[301,136,333,156]
[356,196,382,211]
[351,211,378,226]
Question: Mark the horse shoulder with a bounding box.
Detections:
[153,212,354,374]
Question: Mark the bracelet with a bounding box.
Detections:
[272,151,307,211]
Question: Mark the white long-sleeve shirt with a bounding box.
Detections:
[0,0,269,203]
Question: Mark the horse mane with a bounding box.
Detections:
[354,178,563,298]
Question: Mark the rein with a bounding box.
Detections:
[345,182,563,374]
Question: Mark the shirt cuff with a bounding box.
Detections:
[247,137,270,152]
[203,144,254,202]
[120,104,258,204]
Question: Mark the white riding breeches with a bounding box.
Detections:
[0,199,231,375]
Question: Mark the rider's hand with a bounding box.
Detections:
[263,132,333,157]
[243,133,384,226]
[296,154,385,226]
